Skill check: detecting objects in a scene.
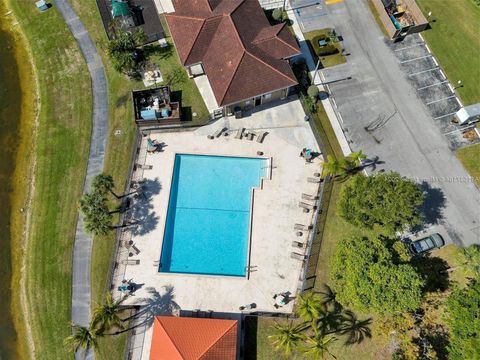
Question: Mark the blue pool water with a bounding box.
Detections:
[159,154,268,276]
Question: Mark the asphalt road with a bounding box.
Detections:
[295,0,480,246]
[54,1,108,359]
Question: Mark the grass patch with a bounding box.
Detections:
[303,29,346,68]
[366,0,389,38]
[456,143,480,187]
[416,0,480,105]
[8,1,92,359]
[68,3,209,359]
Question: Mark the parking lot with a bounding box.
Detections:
[387,34,479,149]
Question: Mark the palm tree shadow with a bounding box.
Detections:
[126,178,162,236]
[339,310,372,345]
[125,285,181,331]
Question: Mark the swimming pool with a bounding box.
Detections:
[159,154,268,277]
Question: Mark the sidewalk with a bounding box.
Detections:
[286,3,351,156]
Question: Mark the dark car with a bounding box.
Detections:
[409,233,445,254]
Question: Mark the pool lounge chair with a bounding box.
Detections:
[302,193,319,201]
[131,244,141,255]
[307,177,321,183]
[292,240,305,248]
[291,252,308,260]
[213,127,227,138]
[245,132,255,141]
[121,259,140,265]
[136,163,153,170]
[294,223,312,231]
[235,128,246,139]
[298,201,315,210]
[257,131,268,143]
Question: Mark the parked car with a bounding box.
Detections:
[409,233,445,254]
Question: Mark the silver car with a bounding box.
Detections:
[409,233,445,254]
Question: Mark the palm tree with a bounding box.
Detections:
[302,333,337,360]
[79,192,107,215]
[321,155,348,179]
[83,209,112,235]
[269,320,307,356]
[92,173,119,198]
[348,150,367,169]
[64,325,98,356]
[338,310,372,345]
[296,292,322,322]
[92,293,127,333]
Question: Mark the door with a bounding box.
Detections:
[254,97,261,107]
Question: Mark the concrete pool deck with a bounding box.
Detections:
[112,98,321,358]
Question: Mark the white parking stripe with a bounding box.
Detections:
[408,67,439,76]
[400,54,432,63]
[426,95,456,106]
[394,43,424,52]
[416,81,448,91]
[434,112,458,120]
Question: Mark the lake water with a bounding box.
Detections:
[0,11,22,360]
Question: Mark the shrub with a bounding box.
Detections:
[272,8,283,22]
[318,44,339,56]
[307,85,319,99]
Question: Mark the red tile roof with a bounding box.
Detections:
[149,316,238,360]
[165,0,300,106]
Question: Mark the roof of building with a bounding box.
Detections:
[149,316,238,360]
[112,0,131,18]
[165,0,300,106]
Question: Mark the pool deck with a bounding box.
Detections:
[113,98,322,358]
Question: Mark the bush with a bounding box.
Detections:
[318,44,339,56]
[307,85,319,99]
[310,35,339,57]
[272,8,283,22]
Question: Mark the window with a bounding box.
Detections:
[264,93,272,100]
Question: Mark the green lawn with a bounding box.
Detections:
[416,0,480,105]
[456,143,480,187]
[68,3,209,359]
[8,1,92,359]
[303,29,346,68]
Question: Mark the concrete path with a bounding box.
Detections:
[294,0,480,245]
[54,1,108,359]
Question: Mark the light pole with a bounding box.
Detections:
[282,0,288,11]
[454,80,463,89]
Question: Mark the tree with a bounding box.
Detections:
[272,8,283,22]
[91,293,127,333]
[321,154,348,179]
[338,172,425,234]
[331,235,425,315]
[302,333,337,360]
[92,173,117,198]
[64,325,98,355]
[347,150,367,169]
[444,280,480,359]
[83,209,112,236]
[296,293,322,322]
[307,85,319,99]
[269,320,306,356]
[108,29,147,75]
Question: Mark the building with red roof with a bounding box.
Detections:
[165,0,301,114]
[149,316,238,360]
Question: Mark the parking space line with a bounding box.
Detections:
[434,112,458,120]
[394,43,424,52]
[426,96,456,106]
[416,81,448,91]
[400,54,432,63]
[456,97,463,107]
[439,69,447,80]
[408,67,439,77]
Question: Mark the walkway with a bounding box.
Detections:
[54,1,108,359]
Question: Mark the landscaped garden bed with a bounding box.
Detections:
[303,28,346,69]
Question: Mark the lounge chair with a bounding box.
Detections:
[307,177,321,183]
[291,252,308,260]
[294,223,312,231]
[235,128,245,139]
[131,244,141,255]
[246,133,255,141]
[257,131,268,143]
[136,164,153,170]
[292,240,305,248]
[213,127,227,138]
[121,259,140,265]
[298,201,314,210]
[302,193,319,201]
